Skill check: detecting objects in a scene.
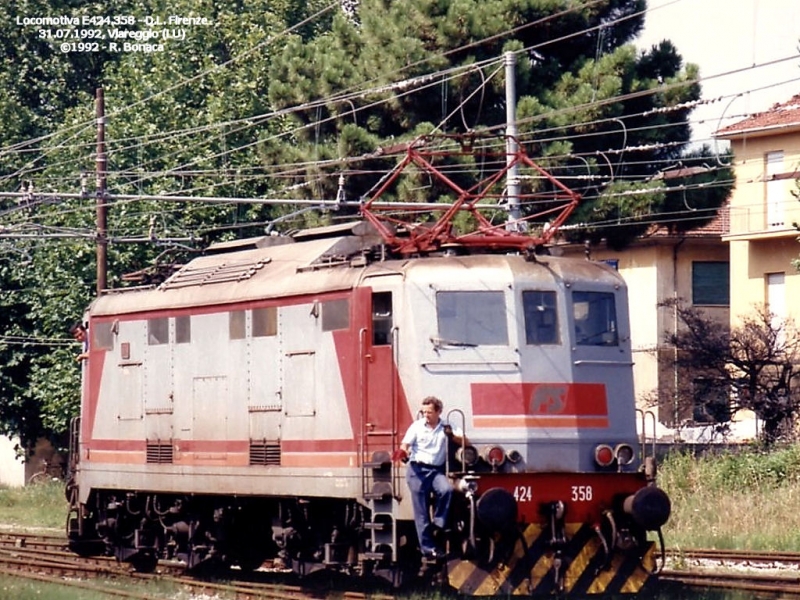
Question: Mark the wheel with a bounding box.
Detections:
[28,471,52,485]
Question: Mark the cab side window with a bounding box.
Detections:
[372,292,393,345]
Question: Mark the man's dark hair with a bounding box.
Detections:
[422,396,443,412]
[69,321,86,335]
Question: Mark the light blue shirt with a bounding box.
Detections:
[401,418,461,466]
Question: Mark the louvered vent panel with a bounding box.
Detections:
[160,258,270,290]
[249,442,281,466]
[146,442,174,464]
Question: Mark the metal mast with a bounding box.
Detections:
[504,51,521,230]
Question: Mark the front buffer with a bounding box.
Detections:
[445,472,670,596]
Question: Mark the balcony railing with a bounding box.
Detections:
[728,200,799,237]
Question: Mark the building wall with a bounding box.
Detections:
[0,436,25,488]
[729,237,799,319]
[726,132,800,325]
[0,436,63,488]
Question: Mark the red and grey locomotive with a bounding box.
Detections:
[66,136,670,595]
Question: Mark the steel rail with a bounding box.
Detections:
[0,530,395,600]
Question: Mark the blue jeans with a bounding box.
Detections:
[406,462,453,554]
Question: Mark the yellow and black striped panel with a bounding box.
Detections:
[447,524,658,596]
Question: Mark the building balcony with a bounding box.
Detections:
[724,200,800,241]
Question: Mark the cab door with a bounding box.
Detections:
[357,286,401,462]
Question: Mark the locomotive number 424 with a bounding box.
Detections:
[512,485,594,503]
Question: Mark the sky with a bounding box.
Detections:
[636,0,800,145]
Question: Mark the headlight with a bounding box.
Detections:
[506,449,522,463]
[615,443,635,466]
[456,445,479,468]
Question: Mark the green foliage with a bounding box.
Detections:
[0,479,66,528]
[568,179,665,249]
[0,0,733,450]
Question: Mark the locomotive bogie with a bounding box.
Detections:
[67,227,669,594]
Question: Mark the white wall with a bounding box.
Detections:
[0,435,26,488]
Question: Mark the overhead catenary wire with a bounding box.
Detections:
[0,0,695,182]
[0,22,776,192]
[0,1,793,240]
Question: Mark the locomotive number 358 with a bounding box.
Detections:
[571,485,593,502]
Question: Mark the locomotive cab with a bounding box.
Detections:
[379,252,670,594]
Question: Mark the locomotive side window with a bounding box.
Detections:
[322,298,350,331]
[372,292,393,345]
[572,291,618,346]
[93,321,114,350]
[436,291,508,345]
[253,307,277,337]
[229,310,246,340]
[522,290,559,344]
[147,318,169,345]
[175,315,191,344]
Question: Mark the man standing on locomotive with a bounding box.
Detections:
[392,396,465,559]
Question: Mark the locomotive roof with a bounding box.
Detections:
[91,235,367,317]
[90,232,624,318]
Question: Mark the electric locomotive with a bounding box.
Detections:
[66,136,671,595]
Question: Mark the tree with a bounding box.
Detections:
[662,298,800,446]
[0,0,331,451]
[0,0,733,451]
[267,1,732,244]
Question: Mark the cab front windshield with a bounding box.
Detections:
[572,291,618,346]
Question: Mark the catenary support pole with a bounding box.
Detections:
[96,88,108,294]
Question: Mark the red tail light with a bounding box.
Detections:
[594,444,614,467]
[482,445,506,467]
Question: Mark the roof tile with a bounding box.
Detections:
[716,93,800,136]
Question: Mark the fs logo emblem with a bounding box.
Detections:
[529,385,567,414]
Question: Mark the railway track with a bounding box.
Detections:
[667,547,800,567]
[0,531,396,599]
[661,547,800,597]
[7,531,800,598]
[661,569,800,597]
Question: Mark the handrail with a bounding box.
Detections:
[445,408,467,475]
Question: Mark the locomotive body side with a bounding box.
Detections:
[66,230,669,594]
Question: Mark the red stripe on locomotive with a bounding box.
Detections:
[471,382,608,428]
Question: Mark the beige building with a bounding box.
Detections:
[557,216,729,435]
[716,93,800,328]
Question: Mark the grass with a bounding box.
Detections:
[659,444,800,551]
[0,479,67,532]
[0,576,113,600]
[0,575,217,600]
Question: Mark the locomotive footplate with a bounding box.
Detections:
[446,523,659,596]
